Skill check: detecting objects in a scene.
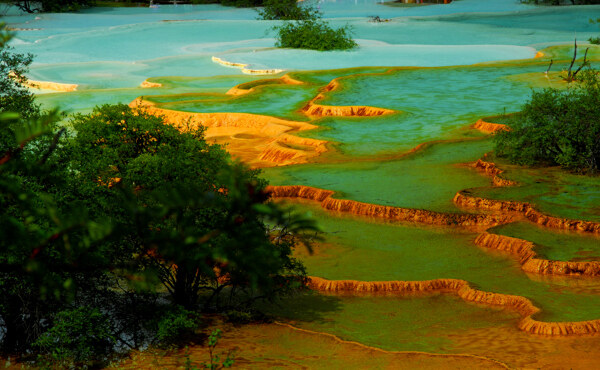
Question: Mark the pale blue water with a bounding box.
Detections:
[4,0,599,88]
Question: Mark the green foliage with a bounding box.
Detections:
[60,104,316,311]
[0,24,38,121]
[154,306,199,348]
[204,329,234,370]
[0,101,317,357]
[182,329,234,370]
[224,308,271,324]
[62,103,230,219]
[495,70,600,172]
[33,306,116,368]
[275,20,357,51]
[224,309,253,324]
[0,29,112,350]
[257,0,319,20]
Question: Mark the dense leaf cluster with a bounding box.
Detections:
[495,70,600,173]
[275,20,357,51]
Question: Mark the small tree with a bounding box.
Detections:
[275,20,357,51]
[62,104,318,310]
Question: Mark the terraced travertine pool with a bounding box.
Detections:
[6,0,600,367]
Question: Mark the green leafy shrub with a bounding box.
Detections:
[224,309,272,324]
[495,70,600,173]
[34,307,116,368]
[257,0,318,20]
[224,310,253,324]
[154,306,199,348]
[276,20,357,51]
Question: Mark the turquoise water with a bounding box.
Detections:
[6,0,599,88]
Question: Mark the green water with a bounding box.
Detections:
[287,202,600,323]
[154,84,316,121]
[263,139,493,213]
[490,222,600,262]
[470,162,600,223]
[261,292,519,353]
[306,62,591,156]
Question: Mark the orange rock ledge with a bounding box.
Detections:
[226,74,304,96]
[473,119,509,134]
[470,159,518,187]
[24,79,78,92]
[301,79,396,118]
[475,232,600,277]
[267,185,512,228]
[453,191,600,234]
[307,276,600,336]
[129,98,328,167]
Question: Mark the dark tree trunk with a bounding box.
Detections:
[172,267,198,309]
[1,298,28,353]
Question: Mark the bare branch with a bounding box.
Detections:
[545,59,553,75]
[573,48,590,79]
[567,39,578,82]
